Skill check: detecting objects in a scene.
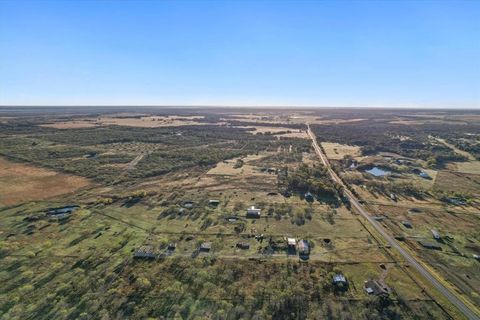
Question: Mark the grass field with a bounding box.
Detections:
[321,142,361,160]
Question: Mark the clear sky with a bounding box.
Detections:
[0,0,479,108]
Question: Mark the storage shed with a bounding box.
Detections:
[246,206,261,218]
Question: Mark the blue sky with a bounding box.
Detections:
[0,0,479,107]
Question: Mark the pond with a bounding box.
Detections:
[365,167,390,177]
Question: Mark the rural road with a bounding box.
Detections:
[307,125,480,320]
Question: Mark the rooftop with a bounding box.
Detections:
[333,274,346,283]
[287,238,297,246]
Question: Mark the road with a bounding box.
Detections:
[307,125,480,320]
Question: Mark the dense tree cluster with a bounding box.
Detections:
[281,164,343,201]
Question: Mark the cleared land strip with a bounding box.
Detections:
[126,152,146,171]
[307,124,480,320]
[434,137,476,161]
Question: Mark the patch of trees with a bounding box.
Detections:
[280,164,343,202]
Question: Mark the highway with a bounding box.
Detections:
[307,124,480,320]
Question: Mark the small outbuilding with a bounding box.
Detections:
[402,220,413,229]
[47,205,79,216]
[209,199,220,206]
[246,206,261,218]
[183,201,194,209]
[298,240,310,255]
[134,245,156,259]
[448,198,466,206]
[332,274,347,285]
[304,192,314,202]
[419,241,442,250]
[431,229,441,240]
[267,167,277,174]
[364,280,390,296]
[419,171,430,179]
[200,242,212,252]
[236,242,250,250]
[287,238,297,247]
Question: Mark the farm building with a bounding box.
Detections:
[390,193,397,201]
[364,280,390,295]
[236,242,250,250]
[246,206,261,218]
[200,242,212,252]
[448,198,466,206]
[402,220,413,228]
[287,238,297,247]
[298,240,310,255]
[209,199,220,206]
[183,201,194,208]
[24,215,40,222]
[419,241,442,250]
[431,229,441,240]
[332,274,347,285]
[267,167,277,174]
[46,205,79,216]
[134,245,156,259]
[167,243,176,251]
[419,171,430,179]
[304,192,314,202]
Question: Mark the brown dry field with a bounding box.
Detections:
[0,158,90,206]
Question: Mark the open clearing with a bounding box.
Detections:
[451,161,480,174]
[207,153,273,176]
[321,142,361,160]
[0,158,90,206]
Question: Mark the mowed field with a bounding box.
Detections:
[0,158,90,206]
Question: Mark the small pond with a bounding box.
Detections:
[365,167,390,177]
